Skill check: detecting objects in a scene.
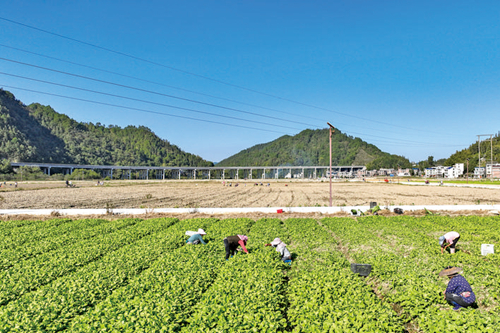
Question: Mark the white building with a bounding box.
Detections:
[425,164,463,179]
[425,166,446,177]
[474,167,486,178]
[444,163,464,179]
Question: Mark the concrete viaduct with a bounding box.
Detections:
[11,162,366,180]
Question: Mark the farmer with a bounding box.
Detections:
[439,231,460,254]
[185,229,207,245]
[439,266,475,310]
[265,238,291,262]
[223,235,248,260]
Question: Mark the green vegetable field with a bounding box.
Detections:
[0,215,498,332]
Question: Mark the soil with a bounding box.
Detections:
[1,179,499,213]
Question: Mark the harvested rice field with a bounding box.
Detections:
[1,179,499,210]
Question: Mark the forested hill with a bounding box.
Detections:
[445,134,500,169]
[217,128,411,169]
[0,89,213,167]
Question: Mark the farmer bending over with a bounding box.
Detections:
[439,266,475,310]
[185,229,207,245]
[439,231,460,254]
[223,235,248,260]
[265,238,291,262]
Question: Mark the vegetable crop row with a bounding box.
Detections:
[284,218,403,332]
[67,217,251,332]
[181,218,288,332]
[0,218,72,250]
[320,216,500,332]
[0,217,188,332]
[0,218,41,231]
[0,218,117,271]
[0,218,153,306]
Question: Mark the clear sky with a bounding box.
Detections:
[1,1,499,163]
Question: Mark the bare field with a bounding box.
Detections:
[1,179,499,210]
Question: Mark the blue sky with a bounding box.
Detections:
[1,1,499,163]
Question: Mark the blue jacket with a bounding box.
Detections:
[186,233,206,245]
[446,275,475,304]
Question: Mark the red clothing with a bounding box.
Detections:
[238,240,248,253]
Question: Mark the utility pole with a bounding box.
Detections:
[466,158,469,184]
[327,122,335,207]
[478,134,494,178]
[491,134,494,166]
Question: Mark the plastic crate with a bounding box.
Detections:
[350,263,372,276]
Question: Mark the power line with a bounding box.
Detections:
[1,72,464,146]
[0,17,458,137]
[1,44,439,140]
[0,84,288,134]
[0,57,320,128]
[0,72,303,131]
[0,43,318,123]
[2,45,459,142]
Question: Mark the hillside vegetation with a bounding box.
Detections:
[218,128,411,169]
[445,135,500,169]
[0,89,213,168]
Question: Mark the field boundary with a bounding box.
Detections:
[1,204,499,216]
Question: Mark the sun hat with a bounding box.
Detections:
[270,238,282,246]
[197,229,206,235]
[439,266,463,277]
[237,235,248,242]
[439,236,445,246]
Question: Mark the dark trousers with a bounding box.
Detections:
[224,239,238,260]
[450,236,460,248]
[445,293,472,307]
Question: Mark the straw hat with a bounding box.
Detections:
[439,266,463,277]
[197,229,206,235]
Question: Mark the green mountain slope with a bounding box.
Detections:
[217,128,411,169]
[445,135,500,169]
[0,89,213,167]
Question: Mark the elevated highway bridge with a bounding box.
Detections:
[11,162,366,180]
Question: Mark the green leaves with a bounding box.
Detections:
[2,215,498,332]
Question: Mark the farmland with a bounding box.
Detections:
[1,179,500,210]
[0,216,498,332]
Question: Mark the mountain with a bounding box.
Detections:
[0,89,213,167]
[217,128,411,169]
